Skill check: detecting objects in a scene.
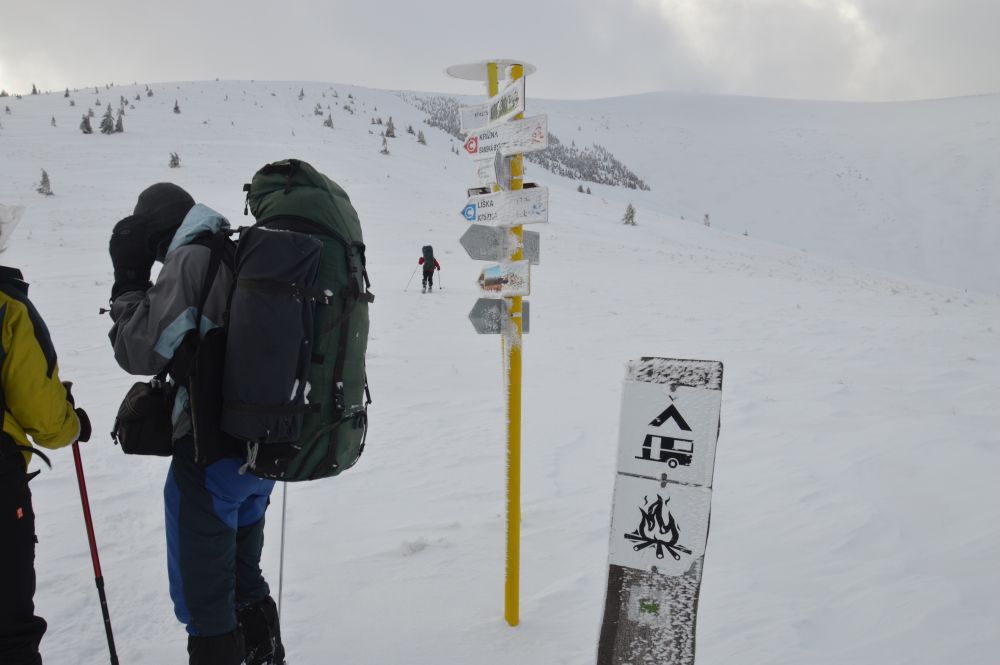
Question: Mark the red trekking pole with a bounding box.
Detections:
[72,442,120,665]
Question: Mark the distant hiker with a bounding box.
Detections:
[107,184,283,665]
[419,245,440,292]
[1,217,91,665]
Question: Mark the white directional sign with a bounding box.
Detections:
[477,260,530,298]
[459,77,526,134]
[463,114,548,159]
[460,225,540,265]
[461,186,548,227]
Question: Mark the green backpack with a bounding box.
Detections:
[220,159,373,481]
[422,245,435,269]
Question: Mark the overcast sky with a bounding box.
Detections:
[1,0,997,101]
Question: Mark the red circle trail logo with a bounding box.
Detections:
[464,136,479,154]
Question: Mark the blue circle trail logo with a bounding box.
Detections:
[625,495,692,561]
[462,203,477,221]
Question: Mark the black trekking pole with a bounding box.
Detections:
[72,443,120,665]
[404,265,419,292]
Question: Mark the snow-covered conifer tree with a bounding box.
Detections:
[417,130,426,145]
[115,108,124,133]
[100,104,115,134]
[36,170,53,196]
[323,114,334,129]
[173,100,181,113]
[623,203,636,226]
[385,116,396,138]
[379,137,390,155]
[169,152,181,168]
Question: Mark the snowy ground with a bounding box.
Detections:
[0,81,997,664]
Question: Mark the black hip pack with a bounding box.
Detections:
[111,376,175,456]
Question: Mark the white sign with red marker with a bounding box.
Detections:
[463,114,548,159]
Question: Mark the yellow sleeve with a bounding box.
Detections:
[2,300,80,450]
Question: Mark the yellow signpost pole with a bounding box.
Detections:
[503,62,525,628]
[449,58,537,628]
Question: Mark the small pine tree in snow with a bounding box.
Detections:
[0,90,8,97]
[407,124,415,135]
[36,170,53,196]
[703,213,710,227]
[417,130,426,145]
[623,203,636,226]
[379,137,390,155]
[50,116,56,127]
[100,104,115,134]
[3,106,9,115]
[169,152,181,168]
[69,100,75,107]
[79,115,92,134]
[95,98,101,107]
[64,88,70,98]
[31,84,38,95]
[147,88,154,97]
[314,102,323,116]
[586,187,592,194]
[135,93,140,101]
[115,108,124,133]
[173,100,181,114]
[87,107,95,118]
[385,116,396,138]
[323,114,334,129]
[298,88,305,100]
[577,184,584,193]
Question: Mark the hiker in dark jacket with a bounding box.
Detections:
[418,246,440,292]
[107,183,284,665]
[1,253,91,664]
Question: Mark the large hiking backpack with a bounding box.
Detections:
[421,245,435,271]
[218,159,373,481]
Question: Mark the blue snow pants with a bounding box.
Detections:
[164,437,276,637]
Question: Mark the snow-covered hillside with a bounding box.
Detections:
[0,81,997,665]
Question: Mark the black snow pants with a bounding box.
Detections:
[422,269,435,289]
[0,440,46,665]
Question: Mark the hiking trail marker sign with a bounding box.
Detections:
[448,59,543,628]
[463,114,548,159]
[460,225,540,265]
[460,185,549,227]
[458,76,526,133]
[597,357,723,665]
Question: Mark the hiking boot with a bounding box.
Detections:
[187,629,245,665]
[238,596,285,665]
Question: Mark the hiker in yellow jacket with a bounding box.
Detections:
[0,264,91,665]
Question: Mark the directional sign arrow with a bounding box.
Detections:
[459,77,526,134]
[464,115,549,159]
[469,298,530,334]
[460,185,548,227]
[460,225,540,265]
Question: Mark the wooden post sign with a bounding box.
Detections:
[597,357,723,665]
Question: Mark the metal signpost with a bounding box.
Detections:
[597,357,724,665]
[447,58,545,628]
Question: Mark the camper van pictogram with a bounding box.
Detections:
[636,434,693,467]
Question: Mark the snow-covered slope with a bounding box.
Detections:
[0,81,997,665]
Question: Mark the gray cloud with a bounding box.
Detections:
[1,0,996,101]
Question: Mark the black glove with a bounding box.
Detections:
[62,380,75,406]
[110,215,154,299]
[75,408,92,443]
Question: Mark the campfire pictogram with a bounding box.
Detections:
[624,494,692,561]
